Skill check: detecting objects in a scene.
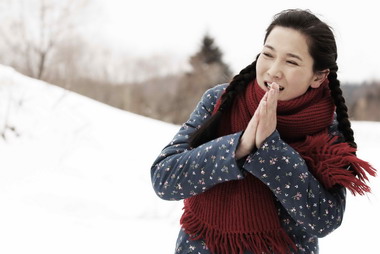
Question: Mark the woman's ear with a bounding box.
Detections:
[310,69,330,88]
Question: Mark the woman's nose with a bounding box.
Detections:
[267,62,283,79]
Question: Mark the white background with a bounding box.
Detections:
[94,0,380,83]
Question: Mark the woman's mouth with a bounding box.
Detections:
[265,82,284,91]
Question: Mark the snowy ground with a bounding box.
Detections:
[0,65,379,253]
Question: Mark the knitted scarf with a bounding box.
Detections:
[180,80,376,254]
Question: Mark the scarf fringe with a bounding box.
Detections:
[180,207,297,254]
[295,134,377,196]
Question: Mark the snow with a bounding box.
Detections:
[0,65,379,253]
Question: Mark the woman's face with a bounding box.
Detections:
[256,26,326,101]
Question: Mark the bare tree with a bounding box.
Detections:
[0,0,90,80]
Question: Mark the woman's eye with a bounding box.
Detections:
[263,52,273,58]
[287,60,298,66]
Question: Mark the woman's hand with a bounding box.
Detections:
[235,105,260,159]
[255,83,279,148]
[235,83,279,160]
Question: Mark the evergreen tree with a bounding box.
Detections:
[173,33,232,124]
[190,34,232,79]
[199,35,223,64]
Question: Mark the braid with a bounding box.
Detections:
[220,58,258,111]
[189,58,258,148]
[328,72,357,148]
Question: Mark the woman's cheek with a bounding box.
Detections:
[256,58,267,79]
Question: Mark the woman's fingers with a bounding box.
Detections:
[235,99,261,159]
[255,85,279,148]
[259,91,269,113]
[267,82,279,112]
[260,99,267,117]
[236,85,279,158]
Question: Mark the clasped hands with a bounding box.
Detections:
[235,82,279,160]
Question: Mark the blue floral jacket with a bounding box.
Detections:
[151,84,346,254]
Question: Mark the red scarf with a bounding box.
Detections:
[180,80,376,254]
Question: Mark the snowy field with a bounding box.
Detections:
[0,65,379,253]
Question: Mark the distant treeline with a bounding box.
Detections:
[56,39,380,124]
[342,82,380,121]
[0,0,378,124]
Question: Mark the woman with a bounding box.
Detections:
[151,9,376,254]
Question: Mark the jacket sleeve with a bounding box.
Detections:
[243,130,346,238]
[151,85,245,201]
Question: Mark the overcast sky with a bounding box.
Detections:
[94,0,380,83]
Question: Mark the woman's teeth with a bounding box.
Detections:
[265,82,284,91]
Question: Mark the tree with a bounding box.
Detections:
[172,33,232,124]
[189,34,232,79]
[0,0,90,80]
[351,82,380,121]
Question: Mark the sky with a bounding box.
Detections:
[92,0,380,83]
[0,64,379,253]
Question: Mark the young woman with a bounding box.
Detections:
[151,9,376,254]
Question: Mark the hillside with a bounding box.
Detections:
[0,65,379,253]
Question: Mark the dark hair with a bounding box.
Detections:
[190,9,356,148]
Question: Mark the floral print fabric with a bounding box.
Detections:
[151,84,346,254]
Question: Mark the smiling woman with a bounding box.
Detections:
[150,9,377,254]
[256,27,329,101]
